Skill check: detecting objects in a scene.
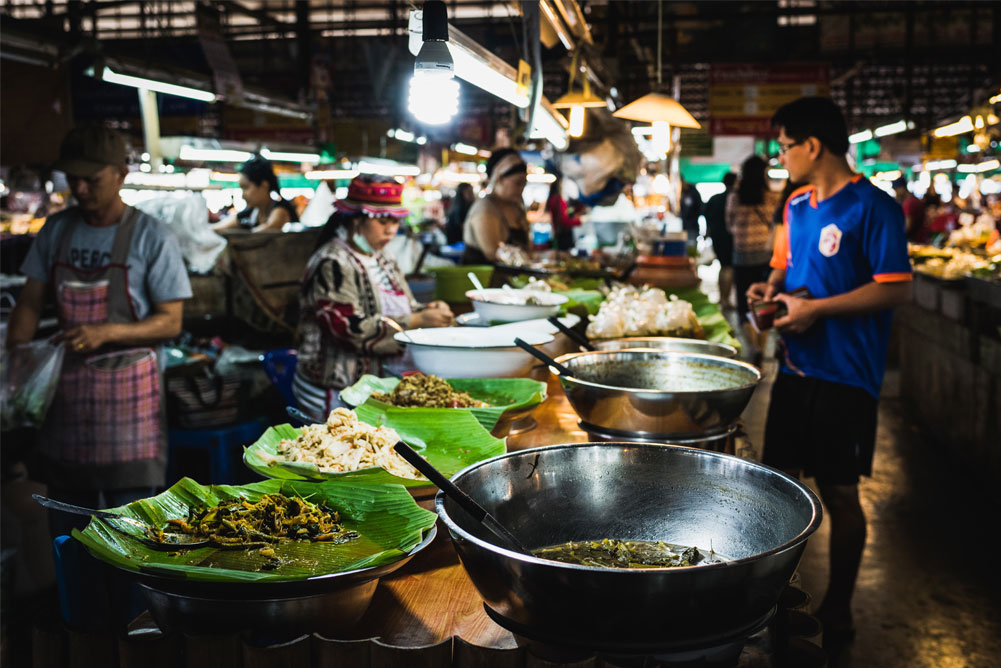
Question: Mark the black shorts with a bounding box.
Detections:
[762,372,878,485]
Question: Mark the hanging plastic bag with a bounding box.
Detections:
[1,337,66,431]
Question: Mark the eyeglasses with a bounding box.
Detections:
[777,140,805,155]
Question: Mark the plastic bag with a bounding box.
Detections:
[133,194,227,274]
[1,337,65,431]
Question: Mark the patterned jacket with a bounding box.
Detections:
[296,238,419,390]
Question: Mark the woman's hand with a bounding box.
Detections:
[410,302,454,328]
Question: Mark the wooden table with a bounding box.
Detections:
[347,371,586,650]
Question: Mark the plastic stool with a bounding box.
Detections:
[52,535,145,630]
[261,348,298,409]
[167,418,266,485]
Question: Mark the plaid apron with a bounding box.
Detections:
[39,207,163,469]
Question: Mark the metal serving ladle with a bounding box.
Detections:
[393,442,532,556]
[513,337,573,377]
[33,494,209,550]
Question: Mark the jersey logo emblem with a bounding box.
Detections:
[818,223,842,257]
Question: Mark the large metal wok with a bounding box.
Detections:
[591,336,738,358]
[553,349,761,438]
[436,444,821,653]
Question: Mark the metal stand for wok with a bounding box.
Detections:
[482,603,776,665]
[579,421,740,453]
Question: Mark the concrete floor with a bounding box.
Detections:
[720,280,1001,666]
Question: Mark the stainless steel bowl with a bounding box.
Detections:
[135,525,437,638]
[436,444,821,653]
[553,349,761,437]
[591,336,738,358]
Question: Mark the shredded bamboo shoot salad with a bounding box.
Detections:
[263,407,424,479]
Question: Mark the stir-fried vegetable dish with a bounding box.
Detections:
[148,493,358,549]
[373,373,488,409]
[534,539,716,569]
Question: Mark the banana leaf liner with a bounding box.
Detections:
[243,401,506,487]
[71,477,438,583]
[340,375,547,432]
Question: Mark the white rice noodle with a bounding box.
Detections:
[268,407,424,480]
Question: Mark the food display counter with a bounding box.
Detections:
[31,372,824,667]
[896,270,1001,485]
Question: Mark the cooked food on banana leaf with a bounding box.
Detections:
[372,373,488,409]
[148,493,358,550]
[533,539,720,569]
[259,407,423,479]
[585,286,704,340]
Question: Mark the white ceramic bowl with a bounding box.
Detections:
[465,288,569,324]
[394,327,555,378]
[489,314,581,359]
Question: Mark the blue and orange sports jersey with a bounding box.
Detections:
[769,175,912,398]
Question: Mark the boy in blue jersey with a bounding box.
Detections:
[747,97,912,648]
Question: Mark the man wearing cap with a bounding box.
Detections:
[293,175,453,419]
[5,125,192,533]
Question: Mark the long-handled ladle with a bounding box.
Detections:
[392,442,532,556]
[546,315,594,351]
[33,495,210,550]
[513,337,573,377]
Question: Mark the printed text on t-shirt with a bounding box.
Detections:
[69,248,115,269]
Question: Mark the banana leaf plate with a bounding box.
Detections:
[339,374,547,433]
[71,477,438,591]
[243,401,507,488]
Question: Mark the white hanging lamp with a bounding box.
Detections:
[612,2,700,134]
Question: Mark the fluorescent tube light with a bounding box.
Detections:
[261,148,321,163]
[305,169,360,180]
[768,168,790,179]
[210,172,241,182]
[179,146,254,162]
[529,103,569,151]
[975,159,999,173]
[356,160,421,177]
[874,120,914,138]
[95,66,217,103]
[925,159,957,171]
[848,129,873,144]
[453,143,478,155]
[439,172,482,184]
[527,173,557,184]
[393,129,416,142]
[933,116,974,138]
[540,0,574,50]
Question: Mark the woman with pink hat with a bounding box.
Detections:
[292,175,454,419]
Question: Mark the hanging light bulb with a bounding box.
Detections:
[651,121,671,156]
[568,106,585,138]
[552,54,605,140]
[408,2,458,126]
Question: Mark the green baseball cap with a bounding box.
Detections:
[53,125,129,177]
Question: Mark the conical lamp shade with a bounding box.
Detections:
[552,90,606,108]
[552,75,606,109]
[613,92,701,128]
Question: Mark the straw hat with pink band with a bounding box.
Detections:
[334,175,410,218]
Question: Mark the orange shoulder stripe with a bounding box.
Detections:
[873,272,913,283]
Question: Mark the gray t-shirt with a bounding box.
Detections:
[20,206,193,318]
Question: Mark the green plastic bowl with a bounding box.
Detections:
[428,265,494,303]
